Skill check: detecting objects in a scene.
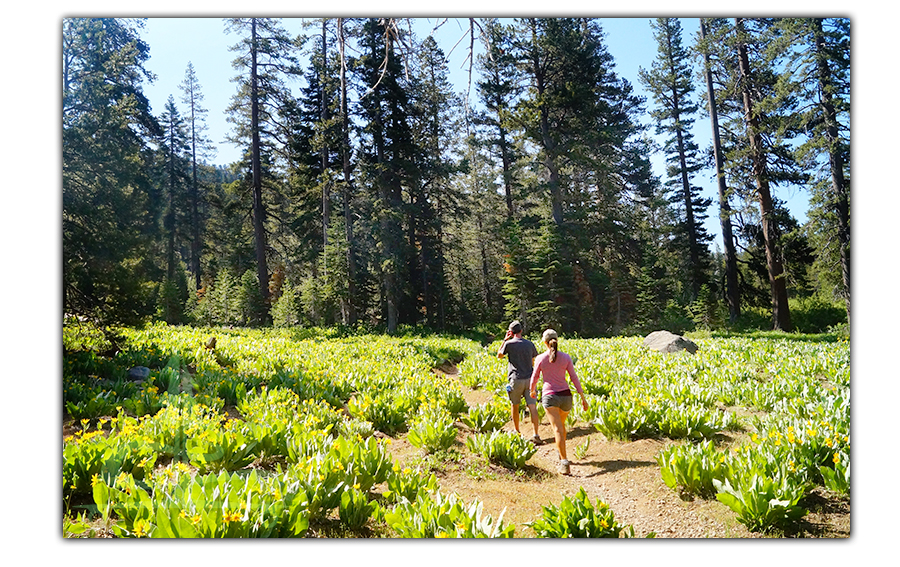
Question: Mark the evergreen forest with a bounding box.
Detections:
[62,17,851,338]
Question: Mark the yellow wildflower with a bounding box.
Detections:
[223,511,242,523]
[133,521,147,537]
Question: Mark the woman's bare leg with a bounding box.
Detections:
[545,406,568,461]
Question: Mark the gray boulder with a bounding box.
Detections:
[127,366,151,382]
[642,331,699,354]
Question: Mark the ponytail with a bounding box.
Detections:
[548,338,558,363]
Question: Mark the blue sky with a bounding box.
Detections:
[137,16,813,249]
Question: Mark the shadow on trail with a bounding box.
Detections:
[565,426,595,441]
[583,458,656,477]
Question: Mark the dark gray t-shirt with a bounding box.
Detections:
[499,337,538,381]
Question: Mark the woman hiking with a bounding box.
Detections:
[529,329,589,475]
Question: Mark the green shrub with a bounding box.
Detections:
[460,402,507,433]
[527,487,637,538]
[406,404,458,454]
[657,440,726,499]
[384,490,514,538]
[466,430,536,469]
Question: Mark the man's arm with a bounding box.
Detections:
[497,330,514,358]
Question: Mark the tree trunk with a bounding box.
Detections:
[664,24,702,301]
[735,18,790,331]
[321,20,331,279]
[812,18,850,321]
[371,24,398,334]
[700,18,740,322]
[189,110,201,292]
[337,18,357,325]
[250,18,270,307]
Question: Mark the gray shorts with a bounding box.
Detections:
[542,392,573,412]
[507,378,536,406]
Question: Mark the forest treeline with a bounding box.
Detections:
[62,17,849,337]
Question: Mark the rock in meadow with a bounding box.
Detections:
[642,331,699,354]
[127,366,151,382]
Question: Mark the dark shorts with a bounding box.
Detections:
[507,378,536,405]
[542,392,573,412]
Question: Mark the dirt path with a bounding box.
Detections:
[384,367,849,538]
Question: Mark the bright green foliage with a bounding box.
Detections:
[339,487,378,531]
[96,468,310,538]
[657,440,726,499]
[384,490,515,538]
[457,350,507,392]
[135,396,224,460]
[527,487,637,538]
[714,474,807,533]
[407,404,459,454]
[185,423,259,474]
[461,401,508,433]
[63,427,156,499]
[438,388,469,417]
[591,396,651,441]
[347,392,408,435]
[326,435,393,493]
[466,430,537,469]
[383,466,439,504]
[62,325,849,537]
[819,451,850,495]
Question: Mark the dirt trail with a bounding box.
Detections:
[384,366,849,538]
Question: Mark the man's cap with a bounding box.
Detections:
[508,320,523,334]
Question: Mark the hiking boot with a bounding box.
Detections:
[558,459,570,475]
[531,435,544,446]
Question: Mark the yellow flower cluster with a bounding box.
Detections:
[223,510,243,523]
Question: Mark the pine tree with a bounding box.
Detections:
[512,18,647,334]
[770,18,850,319]
[705,18,804,331]
[476,18,523,221]
[63,18,162,327]
[697,18,741,323]
[354,18,420,333]
[225,17,299,320]
[156,95,192,323]
[179,62,215,291]
[638,17,713,302]
[408,35,466,329]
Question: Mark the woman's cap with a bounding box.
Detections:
[508,320,523,334]
[542,329,558,342]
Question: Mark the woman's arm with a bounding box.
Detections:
[566,354,589,411]
[529,358,542,398]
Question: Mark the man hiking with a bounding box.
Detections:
[497,320,542,445]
